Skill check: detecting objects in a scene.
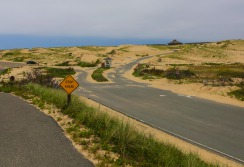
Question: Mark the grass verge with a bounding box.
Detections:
[133,63,244,83]
[0,82,216,167]
[91,67,109,82]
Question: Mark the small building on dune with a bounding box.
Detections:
[168,39,183,45]
[102,57,113,68]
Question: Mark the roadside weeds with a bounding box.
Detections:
[0,83,242,167]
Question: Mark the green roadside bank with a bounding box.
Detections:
[0,81,217,167]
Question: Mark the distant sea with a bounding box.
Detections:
[0,35,175,50]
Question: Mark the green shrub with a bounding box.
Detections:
[165,68,195,79]
[217,68,244,78]
[12,57,24,62]
[133,64,195,80]
[0,68,10,75]
[55,61,70,66]
[108,50,116,55]
[44,67,75,78]
[228,88,244,101]
[2,50,21,57]
[77,59,100,67]
[91,68,109,82]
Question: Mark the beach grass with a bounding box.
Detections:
[77,59,101,67]
[43,67,76,78]
[0,82,217,167]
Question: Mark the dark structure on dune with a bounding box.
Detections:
[168,39,183,45]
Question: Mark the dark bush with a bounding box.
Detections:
[108,50,116,55]
[77,59,101,67]
[142,68,164,77]
[55,61,70,66]
[165,68,195,79]
[23,68,58,87]
[228,88,244,101]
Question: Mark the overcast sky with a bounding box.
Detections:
[0,0,244,48]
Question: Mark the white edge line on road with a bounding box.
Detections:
[139,120,244,165]
[148,123,244,164]
[178,94,193,98]
[89,94,98,98]
[86,98,244,165]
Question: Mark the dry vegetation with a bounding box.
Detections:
[1,40,244,166]
[140,40,244,102]
[1,40,244,102]
[0,45,164,67]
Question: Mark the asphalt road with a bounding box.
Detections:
[0,61,25,68]
[74,56,244,163]
[0,61,25,74]
[0,93,94,167]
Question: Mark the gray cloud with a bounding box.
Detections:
[0,0,244,41]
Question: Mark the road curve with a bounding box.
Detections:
[74,56,244,164]
[0,93,94,167]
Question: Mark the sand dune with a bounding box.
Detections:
[0,40,243,107]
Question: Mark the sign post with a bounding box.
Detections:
[67,94,71,106]
[60,75,79,106]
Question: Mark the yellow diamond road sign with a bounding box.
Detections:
[60,75,79,94]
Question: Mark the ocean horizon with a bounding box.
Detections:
[0,35,194,50]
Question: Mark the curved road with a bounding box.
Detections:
[74,56,244,163]
[0,93,94,167]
